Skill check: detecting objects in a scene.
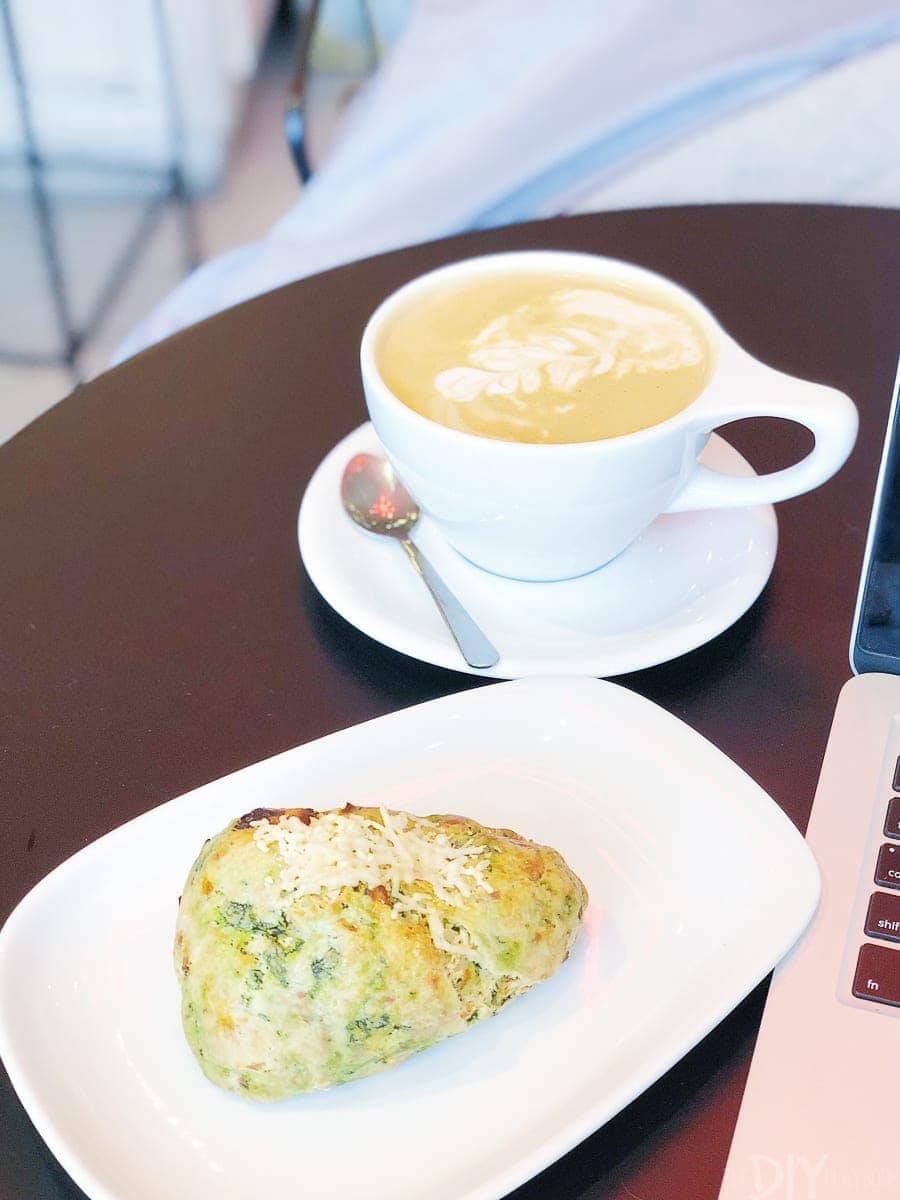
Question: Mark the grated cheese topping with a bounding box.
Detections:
[250,808,493,949]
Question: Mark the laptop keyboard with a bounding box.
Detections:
[851,773,900,1006]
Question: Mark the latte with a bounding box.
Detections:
[376,269,714,443]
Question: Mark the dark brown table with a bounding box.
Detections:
[1,205,898,1200]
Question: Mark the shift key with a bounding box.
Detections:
[853,943,900,1007]
[865,891,900,942]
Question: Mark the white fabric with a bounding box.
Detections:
[114,0,900,363]
[573,39,900,212]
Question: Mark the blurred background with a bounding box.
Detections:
[1,0,366,439]
[1,0,898,445]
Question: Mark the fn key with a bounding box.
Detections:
[853,942,900,1007]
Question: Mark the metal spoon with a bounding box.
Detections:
[340,453,500,669]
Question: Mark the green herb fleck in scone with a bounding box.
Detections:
[174,804,587,1100]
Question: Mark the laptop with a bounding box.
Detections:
[719,355,900,1200]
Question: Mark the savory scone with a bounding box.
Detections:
[175,803,587,1100]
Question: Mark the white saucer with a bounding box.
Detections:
[298,423,777,678]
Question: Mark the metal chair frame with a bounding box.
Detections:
[0,0,198,384]
[284,0,379,184]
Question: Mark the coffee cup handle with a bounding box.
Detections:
[665,368,858,513]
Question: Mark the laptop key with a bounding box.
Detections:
[886,795,900,840]
[864,891,900,942]
[875,843,900,889]
[852,942,900,1006]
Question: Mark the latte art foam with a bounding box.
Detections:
[434,288,706,409]
[377,269,714,443]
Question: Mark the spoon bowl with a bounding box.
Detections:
[340,453,420,537]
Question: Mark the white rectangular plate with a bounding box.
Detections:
[0,678,819,1200]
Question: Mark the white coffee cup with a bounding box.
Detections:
[361,251,858,582]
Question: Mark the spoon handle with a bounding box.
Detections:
[399,538,500,669]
